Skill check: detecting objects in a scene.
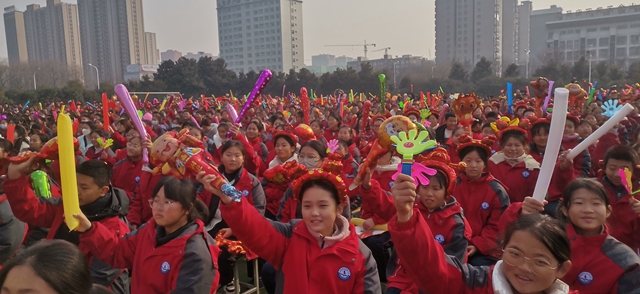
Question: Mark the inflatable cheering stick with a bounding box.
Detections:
[150,129,241,200]
[7,137,80,163]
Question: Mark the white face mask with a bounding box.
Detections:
[82,129,91,136]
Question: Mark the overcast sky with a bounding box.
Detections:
[0,0,638,64]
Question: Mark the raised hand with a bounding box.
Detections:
[601,99,623,118]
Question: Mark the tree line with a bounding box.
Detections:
[1,55,639,105]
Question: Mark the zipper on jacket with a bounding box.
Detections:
[320,235,325,249]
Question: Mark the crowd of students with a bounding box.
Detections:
[0,90,639,294]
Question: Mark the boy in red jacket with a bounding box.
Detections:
[4,159,131,294]
[599,145,640,253]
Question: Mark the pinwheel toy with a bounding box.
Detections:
[619,168,639,199]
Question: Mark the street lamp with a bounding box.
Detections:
[524,49,530,78]
[431,65,437,78]
[393,61,400,88]
[587,46,593,90]
[88,63,100,89]
[33,68,41,90]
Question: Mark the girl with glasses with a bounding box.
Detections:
[390,172,574,293]
[72,177,220,294]
[519,179,640,293]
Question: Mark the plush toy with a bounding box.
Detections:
[150,129,241,199]
[565,83,587,113]
[452,92,481,133]
[530,77,550,117]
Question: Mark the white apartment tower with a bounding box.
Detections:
[77,0,147,86]
[216,0,304,74]
[502,0,518,70]
[435,0,503,72]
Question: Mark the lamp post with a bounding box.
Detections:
[431,65,437,78]
[587,46,593,90]
[524,49,530,78]
[393,61,399,88]
[33,68,41,90]
[88,63,100,89]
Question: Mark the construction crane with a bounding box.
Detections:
[372,47,391,56]
[325,40,376,60]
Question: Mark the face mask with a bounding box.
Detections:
[82,129,91,136]
[152,121,158,125]
[298,158,317,170]
[0,124,6,130]
[171,124,180,129]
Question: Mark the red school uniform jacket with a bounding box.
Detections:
[323,127,339,142]
[454,172,510,257]
[388,211,578,294]
[561,137,591,178]
[601,176,640,253]
[220,199,380,294]
[80,219,220,294]
[248,137,269,177]
[127,171,162,228]
[360,159,401,225]
[488,154,540,204]
[111,157,145,199]
[447,142,461,164]
[562,223,640,293]
[386,199,472,293]
[3,176,131,292]
[347,143,362,164]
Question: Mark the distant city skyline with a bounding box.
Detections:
[1,0,639,65]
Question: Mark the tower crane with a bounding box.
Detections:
[372,47,391,56]
[324,40,376,60]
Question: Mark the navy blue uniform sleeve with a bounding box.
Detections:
[172,235,216,294]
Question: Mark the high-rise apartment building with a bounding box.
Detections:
[517,1,532,75]
[3,6,28,65]
[77,0,147,86]
[22,0,83,69]
[528,5,563,73]
[502,0,518,70]
[216,0,304,74]
[144,32,159,65]
[435,0,502,72]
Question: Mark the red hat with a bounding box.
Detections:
[418,147,465,195]
[528,116,551,134]
[292,152,348,205]
[490,117,530,140]
[294,124,316,141]
[456,134,497,158]
[403,108,421,119]
[273,130,298,146]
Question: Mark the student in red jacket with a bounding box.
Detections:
[310,119,327,146]
[207,140,266,290]
[337,125,362,164]
[73,177,220,294]
[489,120,573,203]
[127,170,162,230]
[111,136,145,199]
[446,126,466,164]
[519,179,640,293]
[455,134,510,266]
[323,112,342,142]
[376,148,472,294]
[246,121,269,177]
[197,150,381,294]
[4,159,130,293]
[599,145,640,253]
[336,139,360,192]
[263,132,298,220]
[562,113,591,178]
[389,177,575,294]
